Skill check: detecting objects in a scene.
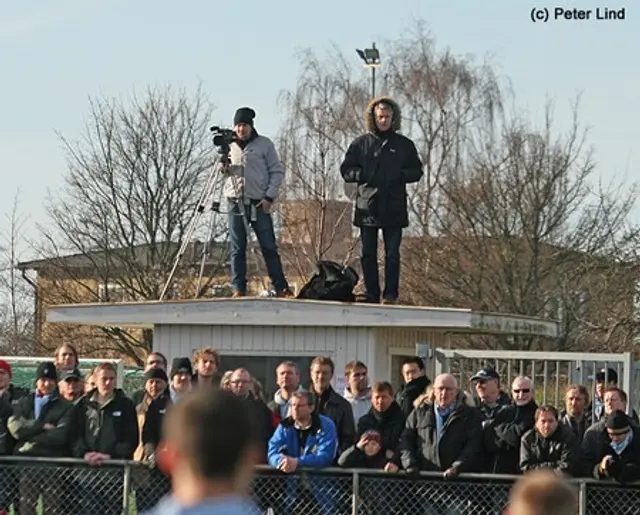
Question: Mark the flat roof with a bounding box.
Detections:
[46,298,558,337]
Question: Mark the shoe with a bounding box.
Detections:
[382,298,397,305]
[277,288,295,298]
[231,291,244,298]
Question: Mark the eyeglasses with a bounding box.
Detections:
[230,379,249,385]
[513,389,531,394]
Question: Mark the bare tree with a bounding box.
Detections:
[275,48,366,284]
[564,230,640,352]
[403,98,638,350]
[0,190,36,355]
[33,85,225,363]
[383,22,504,236]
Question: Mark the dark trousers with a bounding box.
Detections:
[360,226,402,301]
[228,200,288,294]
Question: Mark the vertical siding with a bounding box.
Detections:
[154,324,375,387]
[373,327,449,384]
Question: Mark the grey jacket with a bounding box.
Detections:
[223,135,284,201]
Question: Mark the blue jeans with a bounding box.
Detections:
[360,226,402,301]
[228,200,288,294]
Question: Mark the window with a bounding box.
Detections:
[97,283,128,302]
[390,354,415,392]
[218,355,314,400]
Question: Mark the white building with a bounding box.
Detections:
[47,298,558,393]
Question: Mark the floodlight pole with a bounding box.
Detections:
[356,42,381,99]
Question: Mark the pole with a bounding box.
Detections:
[371,66,376,98]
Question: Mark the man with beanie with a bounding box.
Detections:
[137,368,171,513]
[7,362,73,515]
[585,410,640,483]
[222,106,292,298]
[340,97,423,304]
[167,357,193,403]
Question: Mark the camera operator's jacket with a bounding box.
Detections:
[224,133,284,202]
[340,96,423,228]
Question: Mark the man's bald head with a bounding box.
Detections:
[512,376,534,406]
[433,374,459,408]
[229,368,252,396]
[434,373,458,389]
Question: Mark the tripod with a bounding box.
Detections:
[159,151,254,301]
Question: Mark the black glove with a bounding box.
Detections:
[405,466,420,478]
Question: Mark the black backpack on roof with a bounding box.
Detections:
[296,260,359,302]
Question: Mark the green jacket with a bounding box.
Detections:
[7,392,73,457]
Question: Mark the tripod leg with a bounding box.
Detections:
[160,156,222,301]
[195,208,219,298]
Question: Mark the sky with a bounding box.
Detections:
[0,0,637,260]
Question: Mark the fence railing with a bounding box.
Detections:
[1,457,640,514]
[433,349,636,417]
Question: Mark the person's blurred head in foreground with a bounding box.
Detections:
[505,470,578,515]
[155,388,261,511]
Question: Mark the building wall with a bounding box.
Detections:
[373,327,451,391]
[154,324,376,393]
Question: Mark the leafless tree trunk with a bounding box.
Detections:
[0,191,36,355]
[275,48,366,284]
[403,98,638,350]
[35,85,225,363]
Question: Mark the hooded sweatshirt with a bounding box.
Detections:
[343,387,372,424]
[270,386,303,419]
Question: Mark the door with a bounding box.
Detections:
[219,355,314,400]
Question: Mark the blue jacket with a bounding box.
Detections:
[267,414,338,515]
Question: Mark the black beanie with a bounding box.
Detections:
[233,107,256,127]
[36,361,58,382]
[606,410,630,431]
[145,368,168,382]
[170,357,193,379]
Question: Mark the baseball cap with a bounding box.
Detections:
[60,368,83,381]
[471,367,500,382]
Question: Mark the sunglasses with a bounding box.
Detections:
[513,389,531,394]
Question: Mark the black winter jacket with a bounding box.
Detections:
[399,392,482,472]
[484,401,537,474]
[395,375,431,417]
[520,424,580,476]
[356,401,406,466]
[340,96,423,228]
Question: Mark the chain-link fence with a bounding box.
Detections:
[2,457,640,514]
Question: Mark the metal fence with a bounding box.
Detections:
[433,349,636,416]
[2,457,640,514]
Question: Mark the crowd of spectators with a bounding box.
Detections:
[0,344,637,514]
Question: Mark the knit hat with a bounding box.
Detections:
[36,361,58,382]
[0,360,12,377]
[170,357,193,379]
[233,107,256,127]
[145,368,169,382]
[606,410,630,432]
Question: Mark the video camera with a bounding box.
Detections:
[210,126,239,155]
